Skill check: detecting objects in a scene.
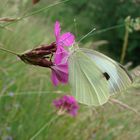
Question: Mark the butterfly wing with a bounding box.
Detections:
[68,50,110,106]
[81,48,133,94]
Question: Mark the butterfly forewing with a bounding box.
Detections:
[81,48,133,94]
[69,50,110,106]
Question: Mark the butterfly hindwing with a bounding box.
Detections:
[68,50,110,106]
[81,48,133,94]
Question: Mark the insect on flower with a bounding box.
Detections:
[48,23,133,106]
[53,95,79,117]
[18,20,133,107]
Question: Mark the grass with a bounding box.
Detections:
[0,1,140,140]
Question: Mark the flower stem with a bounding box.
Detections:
[120,17,131,64]
[109,98,140,116]
[1,0,70,28]
[120,26,129,64]
[29,115,58,140]
[0,47,19,56]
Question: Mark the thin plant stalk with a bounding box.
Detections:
[109,98,140,116]
[0,46,19,56]
[30,115,58,140]
[0,0,70,28]
[120,25,129,64]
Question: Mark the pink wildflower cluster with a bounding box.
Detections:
[53,95,79,117]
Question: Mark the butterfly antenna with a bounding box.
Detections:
[78,27,96,43]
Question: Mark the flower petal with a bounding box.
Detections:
[54,46,69,64]
[54,21,61,40]
[58,32,75,47]
[53,95,79,117]
[51,63,68,86]
[51,70,59,86]
[70,108,78,117]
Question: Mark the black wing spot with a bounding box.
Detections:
[103,72,110,80]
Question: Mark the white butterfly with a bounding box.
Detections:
[68,47,133,106]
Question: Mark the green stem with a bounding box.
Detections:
[1,0,69,28]
[24,0,69,18]
[30,115,58,140]
[0,47,19,56]
[120,26,129,64]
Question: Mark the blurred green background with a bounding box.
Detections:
[0,0,140,140]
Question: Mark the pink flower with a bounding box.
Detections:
[53,95,79,117]
[51,21,75,86]
[51,63,68,86]
[54,21,75,64]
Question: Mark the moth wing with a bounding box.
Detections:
[68,50,110,106]
[81,48,133,94]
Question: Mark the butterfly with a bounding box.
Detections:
[68,47,133,106]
